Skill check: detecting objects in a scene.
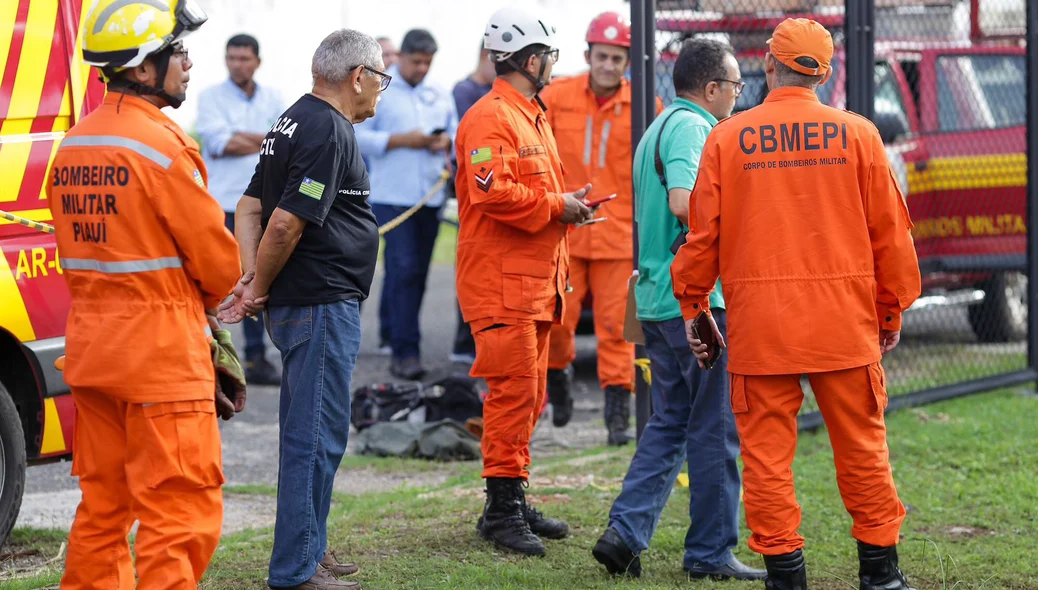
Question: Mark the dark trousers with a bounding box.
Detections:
[608,312,741,569]
[372,204,441,361]
[224,212,267,358]
[453,302,475,357]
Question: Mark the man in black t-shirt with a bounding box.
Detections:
[219,28,389,590]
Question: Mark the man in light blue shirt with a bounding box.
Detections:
[356,29,457,380]
[196,33,284,385]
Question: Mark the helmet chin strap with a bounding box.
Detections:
[506,53,551,111]
[114,46,186,109]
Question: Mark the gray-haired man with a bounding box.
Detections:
[220,28,390,590]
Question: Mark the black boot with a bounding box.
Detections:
[592,527,642,577]
[764,550,808,590]
[523,502,569,539]
[858,542,916,590]
[245,352,281,385]
[476,478,545,556]
[478,485,570,539]
[604,385,631,446]
[547,367,574,427]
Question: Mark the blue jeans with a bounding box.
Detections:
[264,300,361,587]
[372,204,440,360]
[224,212,267,358]
[608,311,741,570]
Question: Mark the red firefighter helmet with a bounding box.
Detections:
[586,11,631,48]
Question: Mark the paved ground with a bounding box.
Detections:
[17,263,613,533]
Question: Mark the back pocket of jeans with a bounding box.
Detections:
[267,306,313,351]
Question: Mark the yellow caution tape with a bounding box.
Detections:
[377,169,451,236]
[634,357,652,386]
[0,210,55,234]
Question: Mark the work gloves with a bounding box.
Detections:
[211,328,247,420]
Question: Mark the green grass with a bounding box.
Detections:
[432,223,458,265]
[375,221,458,266]
[223,484,279,497]
[6,388,1037,589]
[1,529,67,588]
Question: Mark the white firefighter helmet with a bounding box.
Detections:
[483,5,558,62]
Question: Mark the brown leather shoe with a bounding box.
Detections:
[321,552,360,576]
[275,566,360,589]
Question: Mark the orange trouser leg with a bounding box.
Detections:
[810,364,905,546]
[62,389,136,590]
[62,391,224,590]
[587,258,635,388]
[730,373,806,555]
[473,320,551,479]
[548,256,588,371]
[127,399,224,589]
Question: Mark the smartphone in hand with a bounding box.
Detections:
[691,310,720,370]
[431,127,446,135]
[574,217,607,228]
[585,193,617,208]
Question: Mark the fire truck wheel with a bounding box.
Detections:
[968,271,1027,343]
[0,382,26,548]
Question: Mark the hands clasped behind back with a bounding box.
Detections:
[218,270,268,324]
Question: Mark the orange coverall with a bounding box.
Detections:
[47,93,241,589]
[455,79,569,479]
[540,75,660,390]
[671,86,921,555]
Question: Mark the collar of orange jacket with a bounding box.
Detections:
[492,78,545,124]
[102,91,173,123]
[763,86,821,104]
[578,72,631,108]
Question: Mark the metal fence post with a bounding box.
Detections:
[631,0,656,441]
[1027,0,1038,384]
[845,0,875,121]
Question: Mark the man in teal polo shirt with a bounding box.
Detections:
[592,38,765,581]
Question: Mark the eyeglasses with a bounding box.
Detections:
[713,78,745,96]
[172,48,190,61]
[539,48,560,64]
[360,65,392,91]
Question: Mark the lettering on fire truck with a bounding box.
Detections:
[912,214,1027,239]
[14,247,63,280]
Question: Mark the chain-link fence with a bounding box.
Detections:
[631,0,1035,429]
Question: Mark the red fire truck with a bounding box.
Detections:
[655,0,1027,342]
[0,0,105,546]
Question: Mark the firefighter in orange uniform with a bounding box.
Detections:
[671,18,920,590]
[457,6,596,557]
[48,2,242,588]
[541,12,662,445]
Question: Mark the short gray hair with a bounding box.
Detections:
[312,29,382,84]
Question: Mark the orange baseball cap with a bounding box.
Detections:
[767,18,834,84]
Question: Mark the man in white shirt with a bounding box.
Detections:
[196,33,284,384]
